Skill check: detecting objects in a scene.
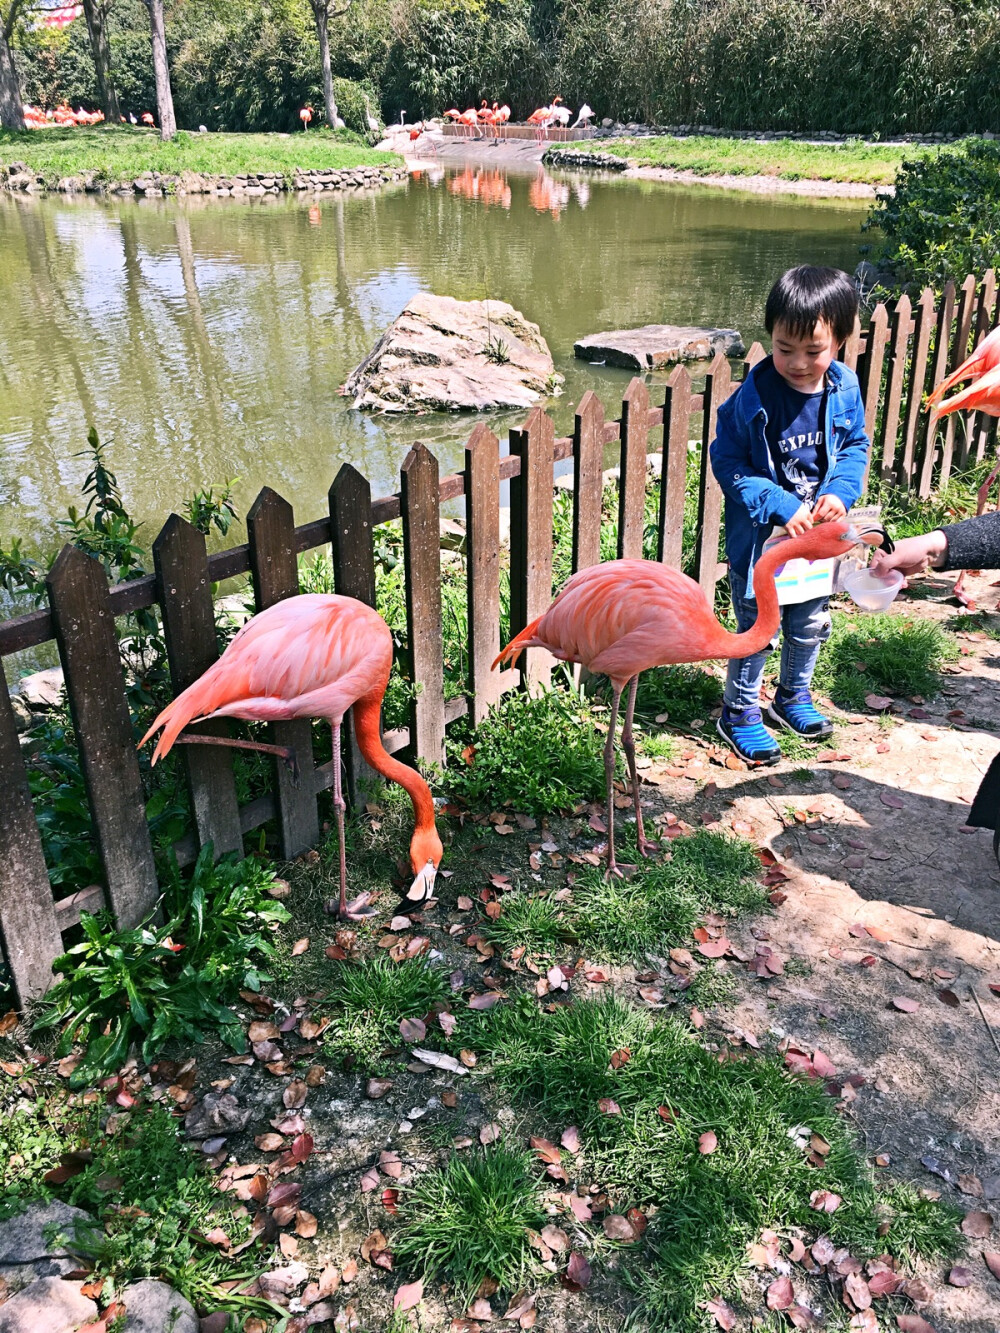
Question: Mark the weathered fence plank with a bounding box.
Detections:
[842,315,862,373]
[572,391,605,573]
[247,487,320,857]
[943,274,978,477]
[972,269,998,462]
[464,424,503,726]
[695,353,731,601]
[917,280,958,498]
[47,545,159,927]
[329,464,377,807]
[154,515,243,857]
[899,289,935,490]
[859,303,889,443]
[876,294,912,484]
[509,407,555,689]
[0,677,64,1004]
[658,365,692,568]
[618,378,650,560]
[401,443,446,765]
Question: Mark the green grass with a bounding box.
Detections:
[484,892,569,953]
[446,685,613,816]
[394,1146,548,1301]
[464,994,959,1329]
[319,955,452,1071]
[550,134,930,184]
[0,125,400,186]
[816,610,958,708]
[631,664,724,731]
[574,829,765,964]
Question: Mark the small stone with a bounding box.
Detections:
[0,1201,95,1270]
[119,1279,198,1332]
[183,1092,251,1139]
[16,667,65,710]
[0,1277,97,1333]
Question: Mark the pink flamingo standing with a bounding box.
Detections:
[494,522,861,875]
[140,594,443,918]
[497,104,511,140]
[299,106,313,131]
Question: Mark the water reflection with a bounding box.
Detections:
[0,168,866,549]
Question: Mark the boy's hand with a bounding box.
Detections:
[812,494,848,523]
[785,503,813,537]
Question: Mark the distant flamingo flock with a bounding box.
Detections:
[21,103,158,129]
[443,97,593,142]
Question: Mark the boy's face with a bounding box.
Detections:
[771,318,838,394]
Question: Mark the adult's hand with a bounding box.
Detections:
[870,530,948,578]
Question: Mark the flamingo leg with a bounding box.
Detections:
[620,674,654,857]
[603,682,625,877]
[332,723,349,919]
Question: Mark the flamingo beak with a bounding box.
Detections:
[406,860,437,904]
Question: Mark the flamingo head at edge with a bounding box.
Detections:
[406,825,444,903]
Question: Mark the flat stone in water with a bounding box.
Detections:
[119,1279,198,1333]
[574,324,745,369]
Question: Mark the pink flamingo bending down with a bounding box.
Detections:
[927,326,1000,409]
[299,106,313,130]
[494,522,861,875]
[140,594,443,918]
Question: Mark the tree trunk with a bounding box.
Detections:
[143,0,176,140]
[0,2,26,131]
[82,0,121,124]
[311,1,338,130]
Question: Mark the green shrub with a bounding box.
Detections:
[868,138,1000,290]
[34,848,289,1083]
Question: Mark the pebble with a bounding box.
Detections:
[119,1280,198,1333]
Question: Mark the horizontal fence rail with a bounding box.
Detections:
[1,270,996,1006]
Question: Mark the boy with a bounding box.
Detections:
[709,265,870,765]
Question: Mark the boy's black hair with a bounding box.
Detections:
[764,265,858,344]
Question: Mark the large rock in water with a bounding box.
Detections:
[575,324,745,370]
[343,293,561,412]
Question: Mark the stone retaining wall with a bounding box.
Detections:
[0,162,407,198]
[542,149,627,171]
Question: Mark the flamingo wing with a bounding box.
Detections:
[931,363,1000,423]
[927,326,1000,407]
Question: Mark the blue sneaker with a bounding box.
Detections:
[717,705,781,765]
[768,687,833,739]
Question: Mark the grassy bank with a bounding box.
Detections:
[553,134,940,185]
[0,125,401,185]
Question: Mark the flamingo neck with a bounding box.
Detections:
[352,692,436,836]
[710,538,797,659]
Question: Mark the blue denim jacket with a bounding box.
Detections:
[709,356,870,593]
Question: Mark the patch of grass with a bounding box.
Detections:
[640,729,679,760]
[446,685,612,816]
[0,125,400,186]
[815,611,958,709]
[631,664,724,731]
[32,848,289,1085]
[775,724,838,761]
[319,955,452,1071]
[0,1092,277,1322]
[574,830,765,963]
[484,893,569,953]
[549,135,921,184]
[953,611,1000,640]
[468,994,959,1329]
[393,1146,547,1301]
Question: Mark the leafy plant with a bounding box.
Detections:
[319,955,452,1071]
[34,848,289,1084]
[446,685,612,815]
[394,1146,547,1300]
[185,478,239,538]
[482,334,511,365]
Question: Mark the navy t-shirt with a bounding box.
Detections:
[756,359,828,505]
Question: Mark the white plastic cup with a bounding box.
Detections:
[842,566,904,612]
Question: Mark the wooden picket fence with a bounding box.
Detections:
[0,269,997,1006]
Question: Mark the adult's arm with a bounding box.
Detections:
[871,510,1000,577]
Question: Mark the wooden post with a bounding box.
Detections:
[154,515,242,857]
[917,280,957,498]
[509,407,555,689]
[971,269,997,461]
[247,487,319,858]
[0,677,64,1004]
[464,425,502,726]
[617,378,649,560]
[47,545,159,928]
[572,391,605,573]
[899,289,935,490]
[695,353,731,601]
[657,365,691,569]
[858,303,889,444]
[842,314,862,372]
[876,294,912,485]
[742,342,767,375]
[943,273,978,477]
[401,443,446,766]
[329,464,377,806]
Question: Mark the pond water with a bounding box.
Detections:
[0,164,866,548]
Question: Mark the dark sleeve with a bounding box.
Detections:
[937,512,1000,571]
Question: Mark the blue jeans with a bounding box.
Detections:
[724,570,831,712]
